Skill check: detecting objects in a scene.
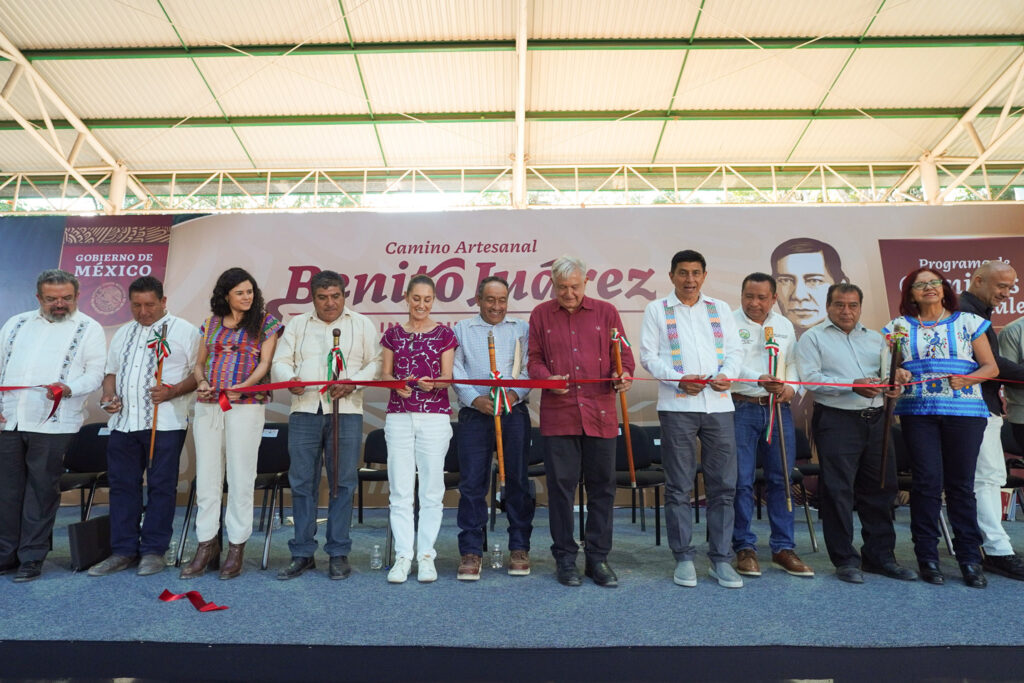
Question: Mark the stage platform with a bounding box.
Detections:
[2,505,1024,681]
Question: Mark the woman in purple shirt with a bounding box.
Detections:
[381,274,457,584]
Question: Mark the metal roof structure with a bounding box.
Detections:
[2,0,1024,213]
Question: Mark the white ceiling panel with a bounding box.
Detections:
[238,124,384,167]
[0,0,179,49]
[674,49,850,110]
[196,55,369,116]
[527,120,663,164]
[531,0,700,39]
[694,0,881,39]
[944,116,1024,161]
[656,119,810,163]
[95,127,253,170]
[867,0,1024,36]
[161,0,349,47]
[789,118,952,162]
[825,46,1021,110]
[31,59,220,119]
[361,52,515,114]
[346,0,514,42]
[0,129,102,173]
[380,121,513,166]
[529,50,682,111]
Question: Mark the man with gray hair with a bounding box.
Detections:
[961,260,1024,581]
[528,256,633,587]
[272,269,381,581]
[0,269,106,582]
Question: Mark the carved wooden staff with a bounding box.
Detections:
[147,322,168,463]
[880,324,906,489]
[765,327,792,512]
[488,331,508,502]
[611,328,636,488]
[331,327,341,499]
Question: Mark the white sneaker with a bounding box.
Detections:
[418,557,437,583]
[387,557,412,584]
[710,561,744,588]
[673,560,697,587]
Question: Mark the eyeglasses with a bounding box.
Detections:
[910,279,943,291]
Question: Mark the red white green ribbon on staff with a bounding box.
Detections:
[611,329,632,349]
[489,370,513,416]
[147,331,170,361]
[319,346,346,395]
[764,333,781,443]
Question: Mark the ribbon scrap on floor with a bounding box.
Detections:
[159,588,228,612]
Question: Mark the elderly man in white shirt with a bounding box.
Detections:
[640,249,744,589]
[272,270,381,581]
[0,269,106,582]
[89,276,199,578]
[730,272,813,579]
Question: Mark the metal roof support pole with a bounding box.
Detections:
[0,28,149,206]
[107,163,127,215]
[919,156,941,204]
[896,51,1024,195]
[511,0,528,209]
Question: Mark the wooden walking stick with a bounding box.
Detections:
[764,327,792,512]
[331,327,342,499]
[488,331,508,502]
[147,322,169,463]
[880,323,907,489]
[611,328,636,488]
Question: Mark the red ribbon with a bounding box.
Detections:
[0,383,63,423]
[158,588,228,612]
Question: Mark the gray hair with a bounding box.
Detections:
[36,269,79,295]
[550,256,587,283]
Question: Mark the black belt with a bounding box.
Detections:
[732,394,772,406]
[817,404,883,421]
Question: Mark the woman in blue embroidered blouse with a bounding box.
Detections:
[884,267,997,588]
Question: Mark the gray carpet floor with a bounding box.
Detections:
[1,504,1023,649]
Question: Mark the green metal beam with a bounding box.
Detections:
[12,35,1024,61]
[0,107,1007,131]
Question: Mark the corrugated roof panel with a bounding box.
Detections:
[944,116,1024,161]
[0,0,180,49]
[32,59,221,119]
[238,124,383,167]
[196,55,368,116]
[527,120,663,164]
[674,49,850,110]
[346,0,514,42]
[162,0,350,47]
[361,52,515,114]
[379,121,513,166]
[530,50,682,111]
[0,61,63,121]
[867,0,1024,36]
[693,0,881,39]
[656,119,810,163]
[0,129,101,172]
[788,118,952,162]
[95,127,254,170]
[531,0,699,39]
[825,47,1021,109]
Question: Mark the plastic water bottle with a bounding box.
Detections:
[369,544,383,570]
[490,543,503,569]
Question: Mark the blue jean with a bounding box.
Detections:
[287,410,362,558]
[900,414,986,565]
[107,429,186,557]
[732,401,796,553]
[456,403,533,556]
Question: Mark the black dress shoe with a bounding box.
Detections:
[276,556,315,581]
[585,561,619,588]
[836,566,864,584]
[862,559,917,581]
[960,563,987,589]
[918,561,944,585]
[329,556,351,580]
[982,553,1024,581]
[13,560,42,583]
[556,562,582,587]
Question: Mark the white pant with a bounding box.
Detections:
[976,414,1013,556]
[192,402,265,545]
[384,412,452,561]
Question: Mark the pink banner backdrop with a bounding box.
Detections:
[59,216,171,327]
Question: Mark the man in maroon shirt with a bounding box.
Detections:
[528,256,634,587]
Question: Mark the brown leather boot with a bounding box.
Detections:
[218,542,245,580]
[179,538,221,579]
